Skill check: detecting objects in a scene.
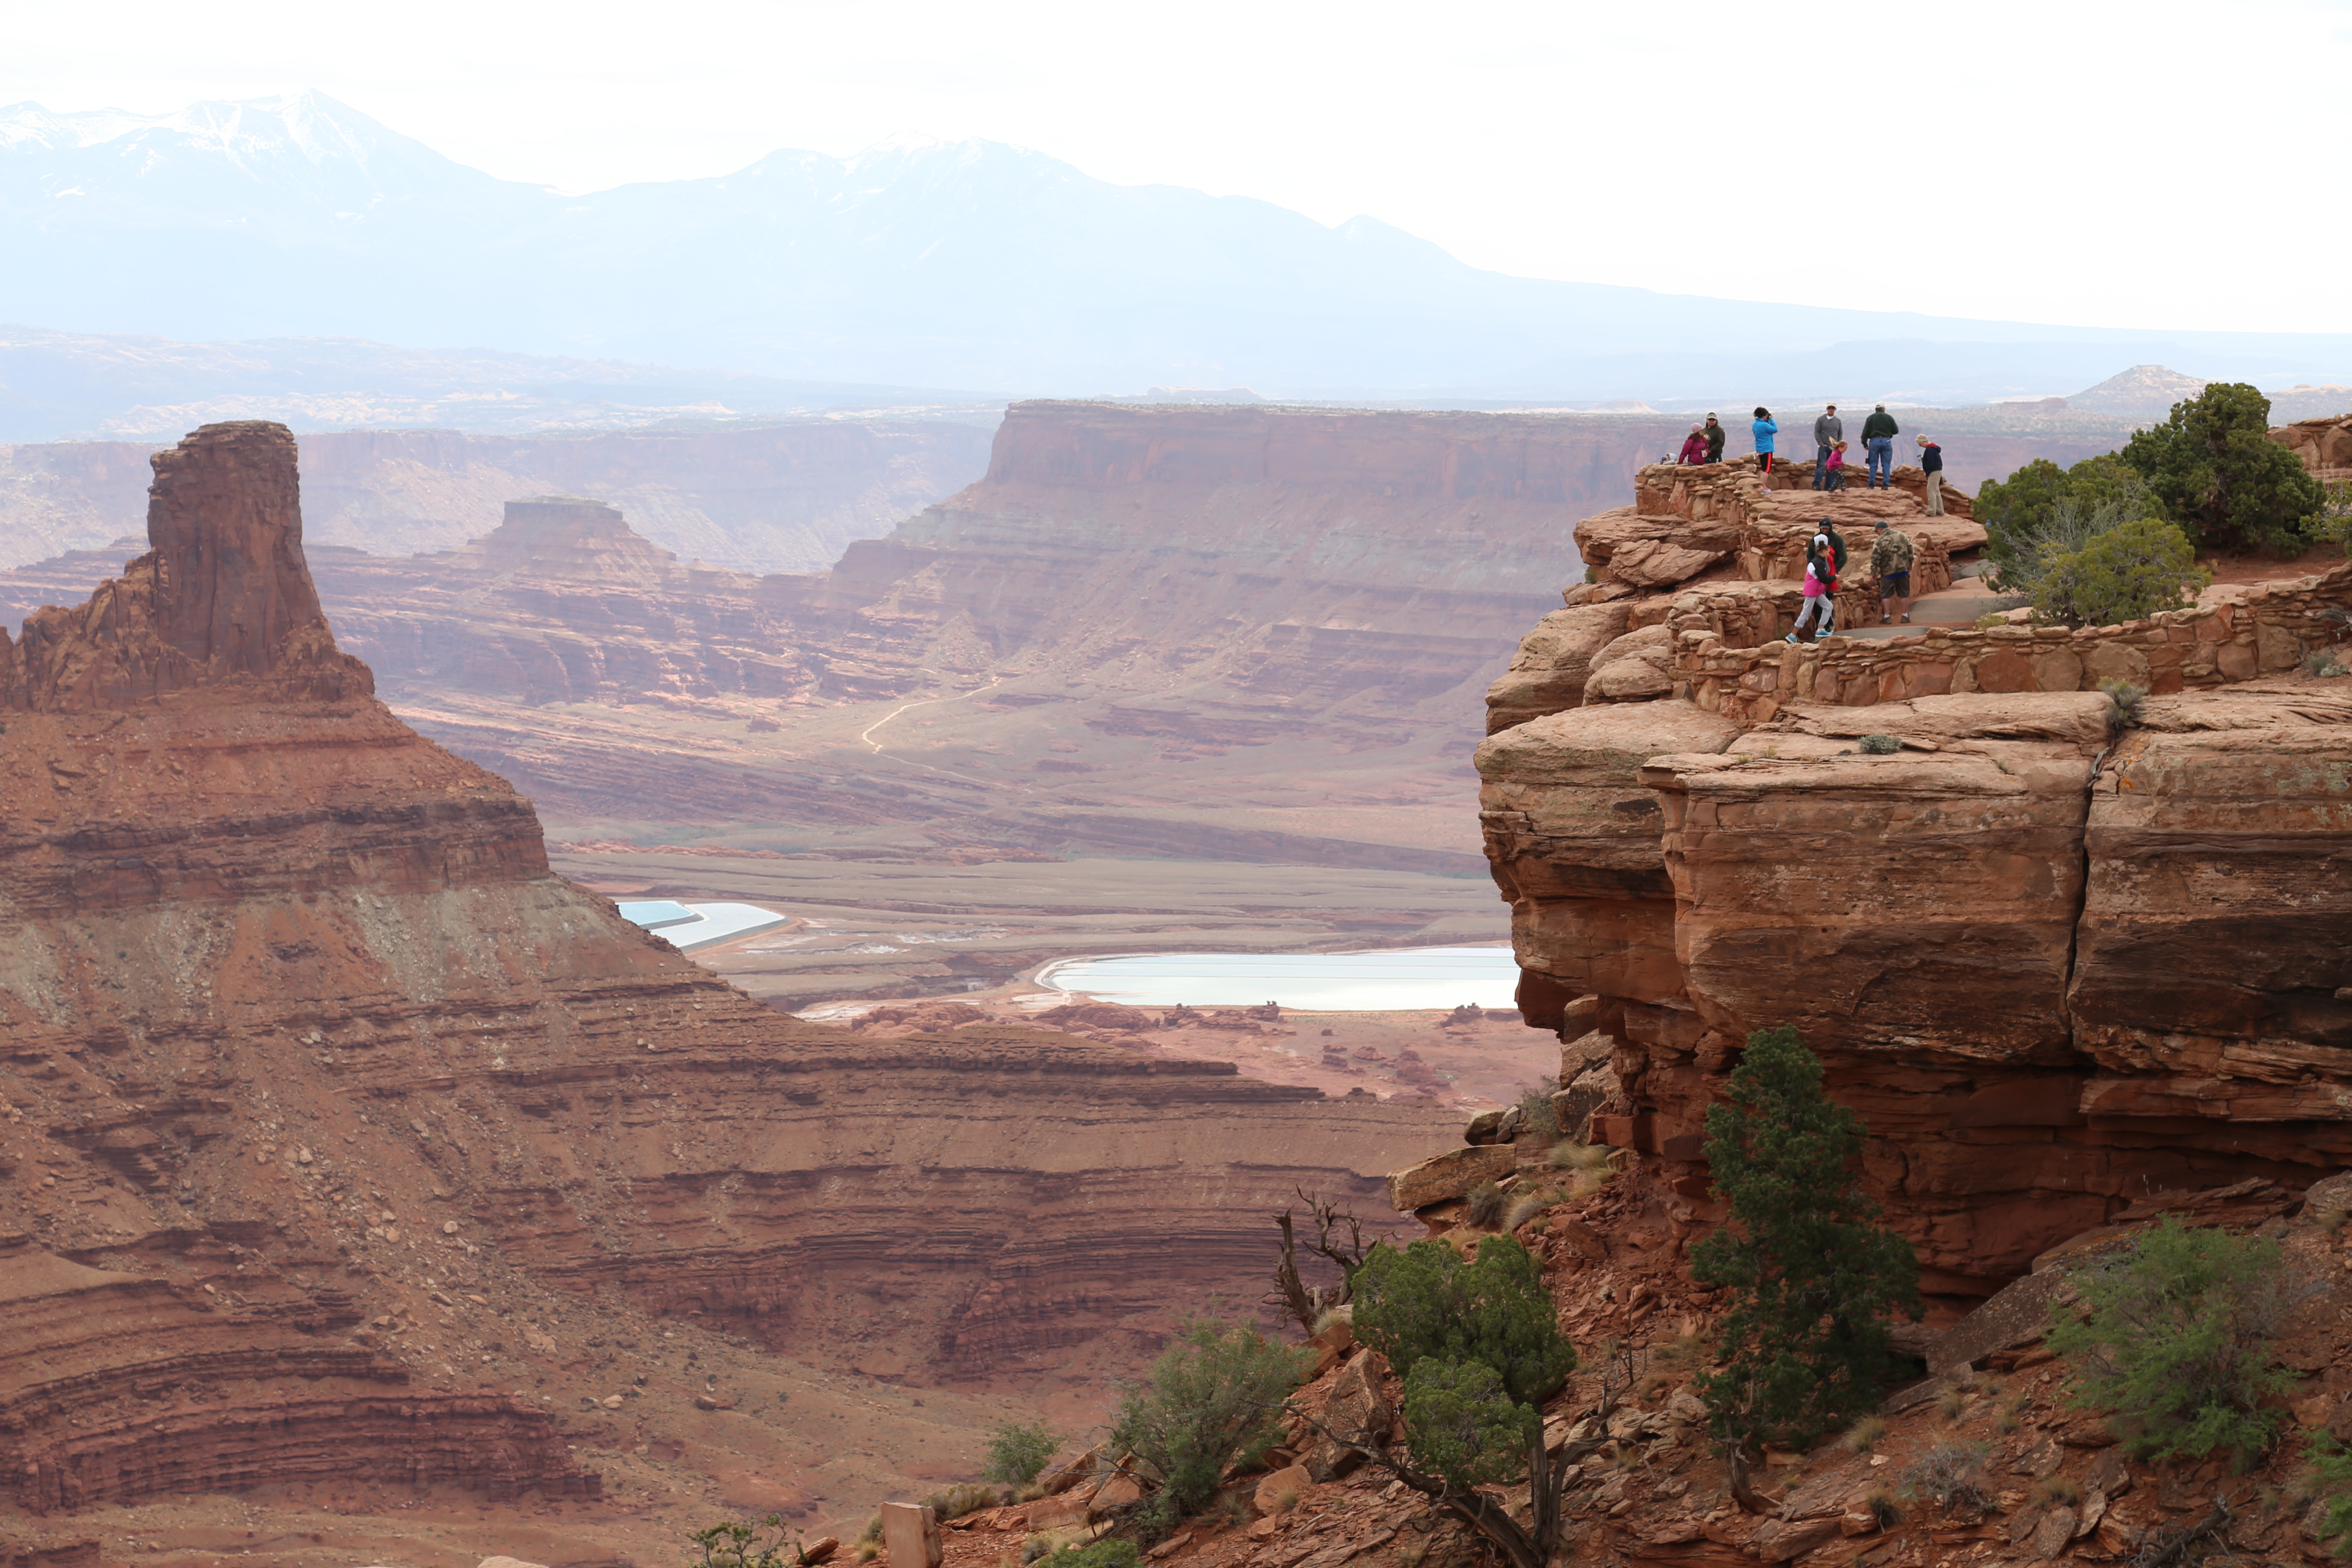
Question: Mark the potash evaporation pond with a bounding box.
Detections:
[1038,946,1517,1011]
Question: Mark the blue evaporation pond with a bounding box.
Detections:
[615,900,793,951]
[1040,946,1517,1012]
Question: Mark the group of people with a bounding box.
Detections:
[1784,514,1918,642]
[1671,403,1946,518]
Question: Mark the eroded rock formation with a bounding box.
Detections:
[0,423,1451,1522]
[1478,457,2352,1293]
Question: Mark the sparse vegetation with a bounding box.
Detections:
[1035,1541,1142,1568]
[1843,1414,1887,1453]
[1503,1186,1567,1232]
[983,1421,1059,1486]
[1513,1077,1562,1142]
[1265,1189,1377,1336]
[2303,651,2351,679]
[1689,1026,1922,1451]
[2297,1433,2352,1555]
[1863,1489,1901,1530]
[1109,1315,1314,1530]
[1998,1391,2030,1433]
[2037,1474,2084,1506]
[1858,734,1901,755]
[1266,1482,1302,1513]
[1547,1140,1618,1197]
[2047,1214,2303,1470]
[689,1516,803,1568]
[1937,1384,1970,1422]
[1464,1182,1507,1230]
[922,1482,1004,1521]
[2100,677,2148,736]
[1899,1441,1991,1513]
[2119,382,2329,555]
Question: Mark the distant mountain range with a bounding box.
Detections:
[6,92,2352,407]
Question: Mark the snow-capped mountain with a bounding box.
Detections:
[3,93,2348,398]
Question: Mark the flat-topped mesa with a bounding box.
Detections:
[1,421,369,710]
[455,493,693,581]
[1478,458,2352,1296]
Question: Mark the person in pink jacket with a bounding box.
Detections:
[1677,425,1710,465]
[1785,527,1839,642]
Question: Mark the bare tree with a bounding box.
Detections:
[1265,1188,1378,1335]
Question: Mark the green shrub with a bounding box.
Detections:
[1979,452,2151,571]
[2033,515,2209,628]
[2121,382,2329,554]
[2046,1214,2300,1469]
[690,1516,802,1568]
[1513,1077,1562,1141]
[2300,1433,2352,1555]
[1858,734,1900,755]
[1038,1541,1142,1568]
[2099,678,2147,736]
[1689,1026,1921,1449]
[1108,1316,1313,1528]
[982,1421,1058,1485]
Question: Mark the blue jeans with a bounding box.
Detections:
[1813,445,1833,488]
[1866,436,1893,486]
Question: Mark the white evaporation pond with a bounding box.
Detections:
[1038,946,1517,1011]
[616,900,792,952]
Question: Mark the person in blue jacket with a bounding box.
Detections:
[1752,406,1779,477]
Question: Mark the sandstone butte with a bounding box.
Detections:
[1473,443,2352,1294]
[0,423,1458,1532]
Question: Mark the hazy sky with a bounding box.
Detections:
[8,0,2350,335]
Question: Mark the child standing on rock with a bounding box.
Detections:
[1788,524,1838,642]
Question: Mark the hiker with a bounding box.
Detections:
[1870,518,1915,624]
[1703,413,1726,463]
[1821,438,1850,490]
[1786,525,1838,642]
[1812,404,1844,490]
[1752,406,1779,477]
[1678,424,1710,464]
[1862,403,1899,487]
[1916,434,1946,514]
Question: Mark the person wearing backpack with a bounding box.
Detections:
[1861,404,1899,488]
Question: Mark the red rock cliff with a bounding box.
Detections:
[1478,461,2352,1294]
[0,422,1449,1525]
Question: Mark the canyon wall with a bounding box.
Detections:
[0,423,1451,1524]
[1478,456,2352,1295]
[0,419,995,575]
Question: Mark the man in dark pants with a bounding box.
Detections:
[1812,404,1843,490]
[1861,404,1900,487]
[1703,414,1726,463]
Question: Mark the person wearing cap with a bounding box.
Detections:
[1677,424,1709,464]
[1861,404,1900,488]
[1916,434,1946,515]
[1812,404,1844,490]
[1869,518,1915,624]
[1702,414,1726,463]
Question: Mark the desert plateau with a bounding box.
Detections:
[8,26,2352,1568]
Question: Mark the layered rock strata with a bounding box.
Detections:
[1477,460,2352,1293]
[0,423,1449,1518]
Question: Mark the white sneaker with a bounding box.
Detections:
[1785,632,1800,644]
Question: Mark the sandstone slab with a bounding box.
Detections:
[1387,1144,1516,1211]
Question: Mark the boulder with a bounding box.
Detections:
[1305,1352,1392,1482]
[1252,1463,1313,1517]
[1387,1144,1516,1212]
[1485,602,1632,733]
[879,1502,943,1568]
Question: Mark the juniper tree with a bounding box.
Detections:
[1332,1234,1625,1568]
[2120,382,2326,554]
[1690,1026,1920,1459]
